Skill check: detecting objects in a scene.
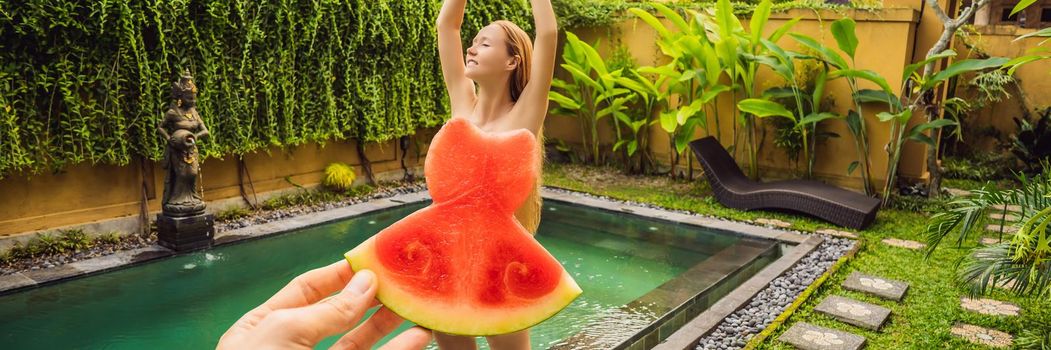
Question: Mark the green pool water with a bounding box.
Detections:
[0,200,745,349]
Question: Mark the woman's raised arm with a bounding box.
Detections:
[509,0,558,134]
[437,0,476,118]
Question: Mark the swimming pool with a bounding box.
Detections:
[0,197,779,349]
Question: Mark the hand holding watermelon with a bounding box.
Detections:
[218,261,432,350]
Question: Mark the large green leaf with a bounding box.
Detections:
[676,100,702,125]
[762,86,800,100]
[1011,0,1037,15]
[652,2,691,34]
[548,91,581,110]
[750,0,773,44]
[562,64,599,89]
[738,99,795,121]
[830,18,858,60]
[812,67,827,112]
[582,42,609,76]
[716,0,743,38]
[674,118,700,154]
[907,118,957,146]
[902,49,956,82]
[892,109,913,124]
[1014,26,1051,43]
[1005,54,1050,75]
[790,33,849,70]
[768,17,801,42]
[628,8,673,40]
[829,69,893,94]
[639,63,682,81]
[845,110,862,135]
[699,85,732,103]
[853,88,900,108]
[659,111,678,133]
[924,57,1011,90]
[799,112,839,127]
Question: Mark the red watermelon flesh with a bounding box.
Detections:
[345,117,582,335]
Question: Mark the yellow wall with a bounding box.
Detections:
[955,24,1051,151]
[0,129,436,239]
[545,8,925,191]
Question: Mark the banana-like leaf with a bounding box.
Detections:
[750,0,773,44]
[790,33,849,69]
[830,18,858,59]
[548,91,582,110]
[829,69,893,94]
[902,49,956,83]
[924,57,1011,90]
[660,111,678,133]
[628,8,673,40]
[799,112,839,127]
[652,2,691,34]
[738,98,795,121]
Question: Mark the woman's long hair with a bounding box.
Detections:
[493,20,545,234]
[492,20,532,102]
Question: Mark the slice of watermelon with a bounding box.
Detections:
[345,118,582,336]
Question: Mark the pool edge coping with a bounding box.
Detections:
[0,187,814,298]
[652,234,826,350]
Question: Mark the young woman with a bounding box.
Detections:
[434,0,557,349]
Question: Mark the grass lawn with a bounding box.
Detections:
[542,162,1048,349]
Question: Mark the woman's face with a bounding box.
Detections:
[464,25,517,81]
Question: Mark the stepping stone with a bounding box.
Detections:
[980,237,1001,245]
[993,204,1022,213]
[778,322,866,350]
[814,295,892,331]
[945,188,972,197]
[842,272,909,301]
[816,229,859,239]
[987,213,1020,222]
[881,238,926,250]
[950,323,1013,348]
[985,224,1018,234]
[755,218,792,228]
[960,298,1021,316]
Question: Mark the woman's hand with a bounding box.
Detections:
[217,261,432,350]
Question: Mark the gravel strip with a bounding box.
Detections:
[695,237,857,350]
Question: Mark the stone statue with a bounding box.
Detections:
[157,69,210,217]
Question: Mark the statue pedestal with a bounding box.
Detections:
[157,213,215,251]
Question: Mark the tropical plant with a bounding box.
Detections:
[323,162,357,192]
[830,41,1007,206]
[614,66,667,174]
[628,3,730,178]
[59,229,92,252]
[704,0,801,179]
[1011,108,1051,173]
[548,32,633,166]
[925,168,1051,297]
[737,38,835,178]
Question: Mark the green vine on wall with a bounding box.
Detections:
[0,0,532,178]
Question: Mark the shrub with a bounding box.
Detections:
[324,163,357,192]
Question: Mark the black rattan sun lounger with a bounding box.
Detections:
[689,136,881,230]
